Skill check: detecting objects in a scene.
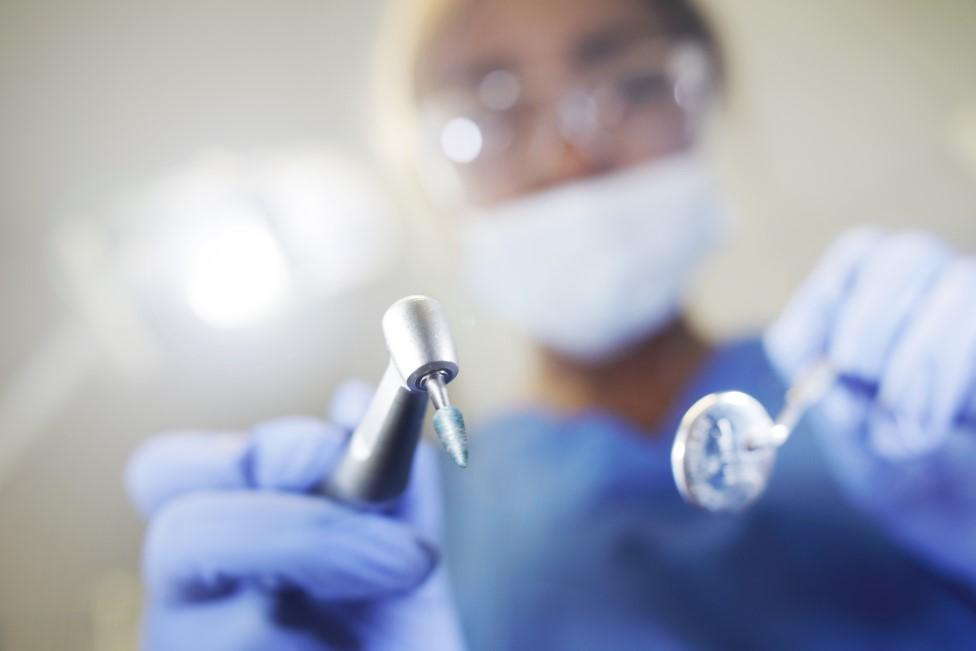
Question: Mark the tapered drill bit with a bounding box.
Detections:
[433,406,468,467]
[423,371,469,467]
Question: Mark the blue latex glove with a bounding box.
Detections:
[765,227,976,585]
[125,381,465,651]
[766,228,976,457]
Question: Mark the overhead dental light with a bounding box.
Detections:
[103,146,395,331]
[181,216,291,328]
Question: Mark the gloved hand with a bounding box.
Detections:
[765,227,976,585]
[125,381,465,651]
[765,227,976,459]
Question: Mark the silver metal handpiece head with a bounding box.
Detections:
[384,297,468,468]
[322,296,468,507]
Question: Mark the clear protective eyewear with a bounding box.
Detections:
[421,39,714,187]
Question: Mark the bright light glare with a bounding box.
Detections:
[114,147,394,331]
[441,117,483,164]
[183,221,290,328]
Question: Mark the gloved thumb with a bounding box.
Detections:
[764,227,883,382]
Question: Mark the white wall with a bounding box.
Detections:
[696,0,976,334]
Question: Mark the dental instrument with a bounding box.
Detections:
[322,295,467,507]
[671,360,836,512]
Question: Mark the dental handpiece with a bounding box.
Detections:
[671,359,837,512]
[321,295,468,507]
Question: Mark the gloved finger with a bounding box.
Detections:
[128,418,345,516]
[764,227,883,382]
[818,382,873,441]
[248,416,345,492]
[126,432,249,517]
[869,259,976,458]
[830,231,951,382]
[328,379,374,432]
[145,491,438,604]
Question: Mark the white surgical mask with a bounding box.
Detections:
[459,152,728,361]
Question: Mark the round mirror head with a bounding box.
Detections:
[671,391,777,512]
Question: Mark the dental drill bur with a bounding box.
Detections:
[421,369,468,467]
[321,295,468,507]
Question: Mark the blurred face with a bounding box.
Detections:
[416,0,709,206]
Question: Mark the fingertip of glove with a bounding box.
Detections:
[124,433,247,517]
[350,518,441,593]
[396,533,442,594]
[328,379,375,432]
[413,533,441,576]
[124,437,177,517]
[247,416,346,491]
[868,408,949,460]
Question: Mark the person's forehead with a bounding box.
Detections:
[418,0,662,94]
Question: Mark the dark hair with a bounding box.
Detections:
[647,0,726,86]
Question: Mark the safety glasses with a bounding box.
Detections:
[420,39,714,199]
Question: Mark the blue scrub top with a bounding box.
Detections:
[441,339,976,650]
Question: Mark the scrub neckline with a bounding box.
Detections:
[482,337,762,453]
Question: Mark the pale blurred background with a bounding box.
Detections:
[0,0,973,648]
